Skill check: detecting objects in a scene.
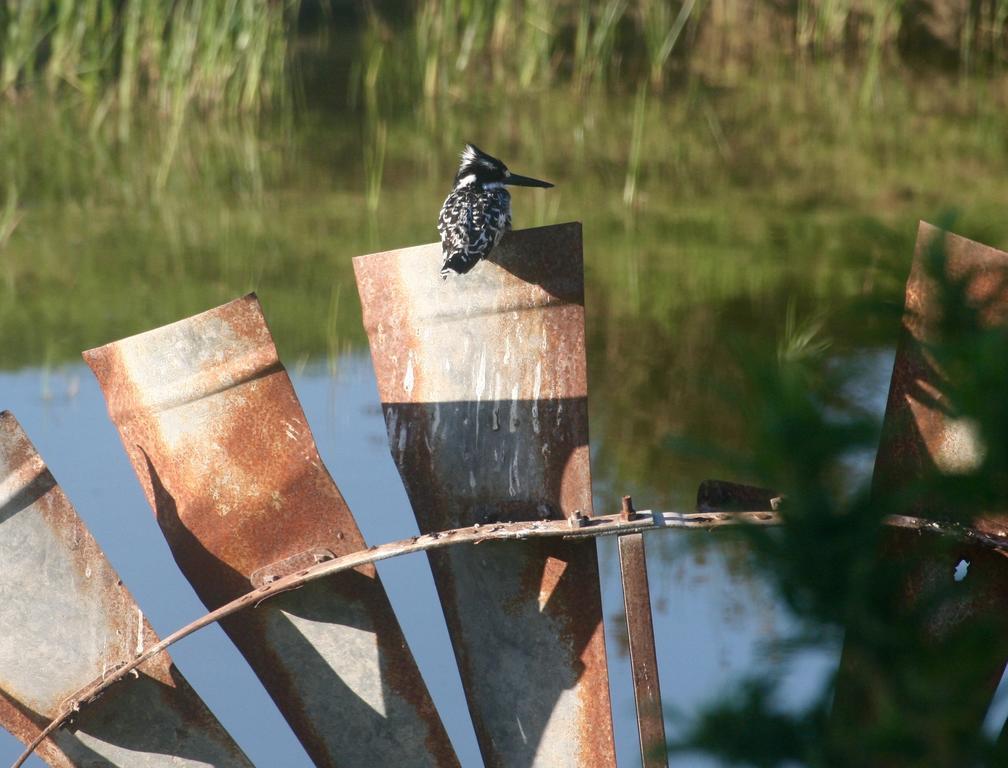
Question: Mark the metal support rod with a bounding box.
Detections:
[618,529,668,768]
[13,506,1005,768]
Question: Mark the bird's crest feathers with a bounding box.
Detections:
[457,143,507,182]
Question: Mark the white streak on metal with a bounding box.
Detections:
[492,370,502,432]
[509,448,521,496]
[403,354,415,395]
[397,424,408,460]
[386,408,399,447]
[509,385,520,433]
[476,347,488,390]
[532,361,542,435]
[474,346,487,441]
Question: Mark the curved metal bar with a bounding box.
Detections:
[13,507,1006,768]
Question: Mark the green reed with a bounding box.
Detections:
[0,0,297,116]
[640,0,700,87]
[622,83,647,210]
[363,0,1008,103]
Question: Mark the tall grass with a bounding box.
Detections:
[363,0,1008,103]
[0,0,298,116]
[622,83,647,210]
[572,0,628,90]
[640,0,700,87]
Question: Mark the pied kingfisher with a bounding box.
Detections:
[438,143,553,278]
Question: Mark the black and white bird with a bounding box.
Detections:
[438,143,553,278]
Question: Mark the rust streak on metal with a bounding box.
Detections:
[354,222,615,767]
[84,295,457,768]
[618,532,668,768]
[0,412,252,768]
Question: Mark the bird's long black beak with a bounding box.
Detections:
[505,172,554,188]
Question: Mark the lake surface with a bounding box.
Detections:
[0,356,846,766]
[3,29,1008,765]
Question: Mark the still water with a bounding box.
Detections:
[1,354,843,766]
[4,31,1008,762]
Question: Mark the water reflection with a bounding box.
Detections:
[0,355,875,765]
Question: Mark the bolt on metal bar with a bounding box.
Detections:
[617,522,668,768]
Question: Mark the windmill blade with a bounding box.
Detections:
[832,223,1008,747]
[354,223,617,767]
[0,412,252,767]
[84,296,458,768]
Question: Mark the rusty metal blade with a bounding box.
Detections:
[617,533,667,768]
[0,411,252,768]
[353,223,617,768]
[696,479,780,512]
[83,295,458,768]
[833,223,1008,746]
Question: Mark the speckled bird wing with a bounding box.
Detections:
[438,188,511,277]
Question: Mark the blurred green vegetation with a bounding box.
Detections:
[362,0,1008,100]
[669,228,1008,765]
[1,8,1007,509]
[0,0,296,116]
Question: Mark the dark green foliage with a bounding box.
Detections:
[671,221,1008,766]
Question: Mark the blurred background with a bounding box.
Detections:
[2,1,1008,765]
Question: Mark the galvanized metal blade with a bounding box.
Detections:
[354,223,617,767]
[833,222,1008,746]
[83,295,458,768]
[0,411,253,768]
